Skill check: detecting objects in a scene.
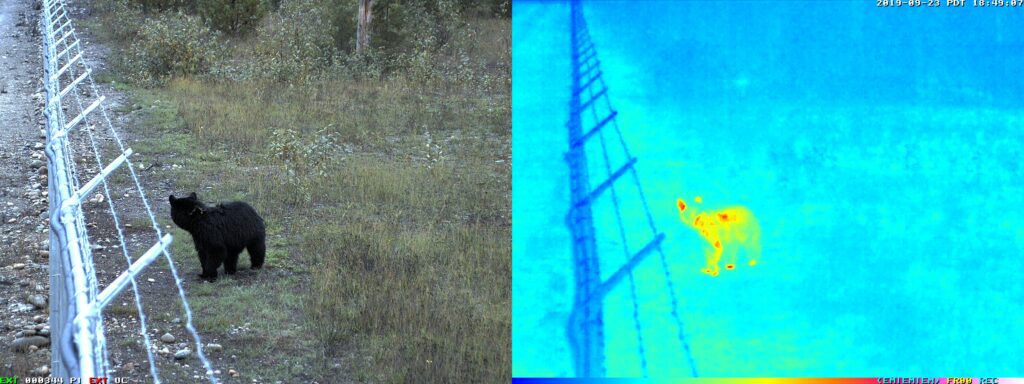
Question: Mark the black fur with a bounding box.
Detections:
[169,192,266,281]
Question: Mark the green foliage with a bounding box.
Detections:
[131,0,196,13]
[94,0,145,43]
[99,0,509,85]
[373,0,464,58]
[490,0,511,18]
[320,0,359,51]
[244,0,337,81]
[121,11,222,84]
[364,0,509,90]
[268,126,340,203]
[450,0,510,18]
[197,0,268,34]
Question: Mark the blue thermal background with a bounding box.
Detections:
[513,0,1024,378]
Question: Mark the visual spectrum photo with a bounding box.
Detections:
[513,0,1024,378]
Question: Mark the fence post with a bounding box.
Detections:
[41,0,70,375]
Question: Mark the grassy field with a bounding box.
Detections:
[85,1,510,381]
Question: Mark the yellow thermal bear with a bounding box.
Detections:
[676,196,761,276]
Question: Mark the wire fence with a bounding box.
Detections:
[40,0,218,381]
[564,0,698,377]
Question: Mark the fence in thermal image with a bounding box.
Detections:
[563,0,698,377]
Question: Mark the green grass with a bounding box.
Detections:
[188,274,302,335]
[125,216,153,231]
[107,302,140,317]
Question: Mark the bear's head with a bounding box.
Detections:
[677,196,703,224]
[169,192,206,230]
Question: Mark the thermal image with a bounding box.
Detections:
[514,0,1024,378]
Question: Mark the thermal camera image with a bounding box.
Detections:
[513,0,1024,378]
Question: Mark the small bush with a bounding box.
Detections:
[374,1,464,58]
[94,0,145,43]
[320,0,359,52]
[132,0,196,13]
[122,12,221,84]
[197,0,268,34]
[268,126,340,203]
[244,0,336,81]
[371,1,508,90]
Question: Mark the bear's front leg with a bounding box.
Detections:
[194,245,214,280]
[702,245,722,277]
[197,245,225,281]
[224,248,242,275]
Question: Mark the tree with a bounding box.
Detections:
[356,0,376,54]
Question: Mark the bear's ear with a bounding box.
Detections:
[188,192,198,200]
[169,195,176,203]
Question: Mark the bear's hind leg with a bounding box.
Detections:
[247,237,266,269]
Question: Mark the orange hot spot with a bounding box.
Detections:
[718,213,730,222]
[713,240,721,249]
[725,264,734,270]
[677,199,687,212]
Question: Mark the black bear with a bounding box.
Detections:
[168,192,266,281]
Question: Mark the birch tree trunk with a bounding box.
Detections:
[356,0,377,54]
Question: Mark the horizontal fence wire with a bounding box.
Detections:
[39,0,218,382]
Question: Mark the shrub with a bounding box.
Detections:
[320,0,359,52]
[132,0,196,13]
[453,0,509,18]
[197,0,268,34]
[244,0,336,81]
[268,126,340,203]
[373,1,464,58]
[364,1,506,89]
[122,11,221,84]
[94,0,145,43]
